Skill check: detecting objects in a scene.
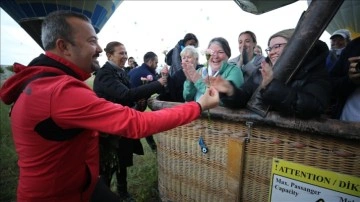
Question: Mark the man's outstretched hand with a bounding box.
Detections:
[197,86,220,111]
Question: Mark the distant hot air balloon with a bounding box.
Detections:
[0,0,123,49]
[308,0,359,39]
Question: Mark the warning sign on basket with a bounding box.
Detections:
[269,158,360,202]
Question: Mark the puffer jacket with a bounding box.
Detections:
[221,40,331,119]
[0,52,202,202]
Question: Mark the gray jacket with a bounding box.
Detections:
[228,54,264,81]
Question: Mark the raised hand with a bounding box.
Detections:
[157,77,167,86]
[260,58,274,89]
[182,62,200,83]
[207,76,234,96]
[161,65,169,79]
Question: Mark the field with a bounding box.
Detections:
[0,72,159,202]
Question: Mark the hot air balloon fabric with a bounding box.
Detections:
[0,0,123,48]
[234,0,359,39]
[324,0,360,39]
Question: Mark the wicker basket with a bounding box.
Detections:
[149,98,360,202]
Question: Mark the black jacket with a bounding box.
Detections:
[221,40,331,119]
[93,62,163,107]
[93,61,164,164]
[329,37,360,119]
[158,69,186,102]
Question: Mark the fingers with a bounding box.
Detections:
[208,77,233,95]
[183,66,192,80]
[157,77,167,86]
[348,56,360,63]
[348,57,360,74]
[199,87,220,110]
[207,86,219,98]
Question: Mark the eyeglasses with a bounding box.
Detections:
[211,50,225,55]
[265,43,287,54]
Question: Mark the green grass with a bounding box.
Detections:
[127,140,159,201]
[0,103,18,202]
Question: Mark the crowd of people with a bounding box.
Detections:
[0,9,359,202]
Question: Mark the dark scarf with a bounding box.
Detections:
[28,54,80,79]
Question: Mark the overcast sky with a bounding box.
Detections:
[0,1,331,67]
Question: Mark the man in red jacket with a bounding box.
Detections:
[0,10,219,202]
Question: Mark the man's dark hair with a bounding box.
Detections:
[144,52,157,63]
[41,10,91,50]
[183,33,198,46]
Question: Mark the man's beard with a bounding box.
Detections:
[91,60,101,72]
[91,53,101,72]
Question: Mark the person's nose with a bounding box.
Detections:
[268,49,276,58]
[96,43,103,53]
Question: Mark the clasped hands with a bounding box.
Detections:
[182,62,201,83]
[182,62,219,110]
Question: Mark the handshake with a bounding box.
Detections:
[197,86,220,111]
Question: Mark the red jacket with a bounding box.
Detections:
[0,52,201,202]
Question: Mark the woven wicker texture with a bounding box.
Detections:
[157,118,359,202]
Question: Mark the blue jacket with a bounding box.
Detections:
[128,63,158,88]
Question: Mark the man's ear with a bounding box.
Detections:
[56,39,71,56]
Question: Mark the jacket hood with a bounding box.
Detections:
[0,52,90,105]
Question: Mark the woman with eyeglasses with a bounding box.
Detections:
[209,29,331,119]
[183,37,244,103]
